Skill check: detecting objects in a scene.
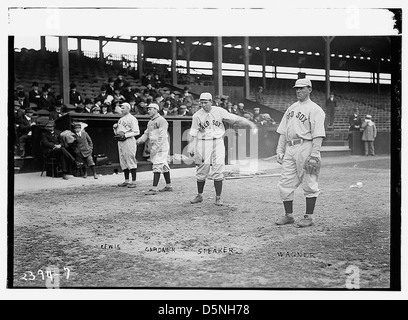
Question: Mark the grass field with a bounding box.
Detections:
[12,155,392,289]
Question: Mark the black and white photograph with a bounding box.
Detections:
[3,2,406,300]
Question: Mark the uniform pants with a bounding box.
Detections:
[195,138,225,181]
[364,141,375,155]
[278,141,320,201]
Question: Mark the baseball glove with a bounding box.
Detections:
[304,156,321,175]
[114,133,127,141]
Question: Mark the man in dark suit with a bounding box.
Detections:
[41,121,74,180]
[17,108,36,157]
[348,107,363,151]
[29,82,41,106]
[69,83,83,106]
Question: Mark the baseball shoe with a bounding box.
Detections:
[117,182,129,187]
[127,183,137,188]
[145,189,158,195]
[215,196,223,206]
[83,171,88,178]
[62,174,68,180]
[94,174,98,179]
[190,194,203,204]
[159,186,173,192]
[275,215,295,225]
[296,215,314,228]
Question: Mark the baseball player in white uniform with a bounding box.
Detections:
[136,103,173,195]
[275,78,326,227]
[188,92,258,206]
[113,102,140,188]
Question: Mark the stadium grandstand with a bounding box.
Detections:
[11,36,395,174]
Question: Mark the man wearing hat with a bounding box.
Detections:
[182,86,194,108]
[188,92,258,206]
[41,121,75,179]
[17,108,36,157]
[255,86,265,105]
[113,102,140,188]
[136,103,173,195]
[82,98,94,113]
[275,78,326,228]
[73,122,98,179]
[69,83,83,106]
[16,90,30,109]
[361,114,377,156]
[29,82,41,106]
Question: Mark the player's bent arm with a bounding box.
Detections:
[136,133,148,144]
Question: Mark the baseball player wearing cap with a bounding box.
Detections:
[275,78,326,227]
[136,103,173,195]
[189,92,258,206]
[113,102,140,188]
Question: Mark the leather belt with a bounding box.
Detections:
[199,137,222,140]
[287,138,308,146]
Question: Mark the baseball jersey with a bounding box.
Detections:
[190,106,242,139]
[142,114,169,152]
[277,98,326,140]
[117,113,140,137]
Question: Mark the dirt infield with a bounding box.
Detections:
[12,155,391,289]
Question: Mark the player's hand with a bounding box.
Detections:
[250,123,258,135]
[277,153,284,165]
[113,123,118,129]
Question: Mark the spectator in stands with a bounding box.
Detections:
[28,82,41,106]
[141,89,153,104]
[43,84,57,106]
[255,86,265,105]
[225,102,233,113]
[219,97,227,109]
[113,72,124,88]
[258,113,275,126]
[160,104,170,117]
[69,83,83,106]
[16,91,30,110]
[49,104,63,120]
[14,85,26,101]
[153,74,162,88]
[83,98,93,113]
[231,104,240,116]
[41,121,74,180]
[243,112,254,121]
[13,101,24,155]
[37,87,54,110]
[128,97,139,114]
[73,122,98,179]
[142,73,153,86]
[133,88,143,104]
[17,108,36,157]
[137,101,148,115]
[182,87,194,107]
[189,103,200,116]
[91,105,101,114]
[177,105,189,116]
[361,115,377,156]
[237,102,247,116]
[122,83,134,102]
[325,93,337,128]
[94,85,111,105]
[106,77,115,96]
[55,94,64,107]
[348,107,363,150]
[112,88,126,105]
[252,107,262,123]
[75,105,84,113]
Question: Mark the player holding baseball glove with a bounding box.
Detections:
[113,102,140,188]
[275,78,325,227]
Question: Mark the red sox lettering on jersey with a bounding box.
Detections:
[278,99,326,140]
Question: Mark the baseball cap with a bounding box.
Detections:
[199,92,212,101]
[121,102,131,109]
[293,78,312,88]
[365,114,372,119]
[147,103,160,110]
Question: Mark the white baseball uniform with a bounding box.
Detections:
[114,113,140,170]
[138,114,170,173]
[190,106,242,181]
[276,98,326,201]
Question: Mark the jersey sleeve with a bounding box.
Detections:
[276,110,288,135]
[219,107,242,124]
[310,107,326,139]
[189,114,200,137]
